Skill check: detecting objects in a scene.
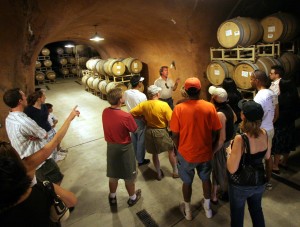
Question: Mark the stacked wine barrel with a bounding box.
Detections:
[207,12,300,90]
[57,47,78,78]
[35,47,56,84]
[82,57,144,100]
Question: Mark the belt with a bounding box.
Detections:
[160,97,172,101]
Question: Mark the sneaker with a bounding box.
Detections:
[55,154,66,162]
[138,159,150,167]
[58,151,67,156]
[108,194,117,206]
[202,200,212,218]
[127,189,141,207]
[179,202,192,220]
[266,183,272,191]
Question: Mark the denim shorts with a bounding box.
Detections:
[177,152,212,185]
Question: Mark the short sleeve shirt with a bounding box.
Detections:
[154,77,175,99]
[124,89,147,111]
[130,100,172,128]
[254,89,278,131]
[102,108,137,144]
[170,100,222,163]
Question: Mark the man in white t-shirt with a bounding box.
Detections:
[124,75,150,166]
[154,66,180,109]
[251,70,279,190]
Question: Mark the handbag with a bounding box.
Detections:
[43,181,70,222]
[228,134,266,186]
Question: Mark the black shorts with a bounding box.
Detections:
[36,158,64,183]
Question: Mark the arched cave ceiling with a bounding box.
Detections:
[1,0,299,88]
[0,0,299,139]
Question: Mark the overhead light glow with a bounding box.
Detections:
[90,33,104,41]
[65,43,75,48]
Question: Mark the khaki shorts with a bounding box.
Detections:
[145,128,174,154]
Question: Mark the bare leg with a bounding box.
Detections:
[211,184,218,201]
[125,181,135,196]
[109,179,118,193]
[152,154,162,178]
[182,183,192,202]
[168,150,178,175]
[203,179,212,199]
[281,154,289,166]
[273,154,281,170]
[152,154,160,172]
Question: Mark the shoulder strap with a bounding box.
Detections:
[241,134,250,154]
[240,134,251,165]
[43,180,57,198]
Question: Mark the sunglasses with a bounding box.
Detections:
[165,83,169,89]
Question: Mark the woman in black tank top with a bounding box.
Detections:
[226,100,270,227]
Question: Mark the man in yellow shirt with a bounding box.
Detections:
[130,85,178,180]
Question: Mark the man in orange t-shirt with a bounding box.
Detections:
[170,77,221,220]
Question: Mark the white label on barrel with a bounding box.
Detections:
[117,65,121,69]
[214,70,220,75]
[241,71,248,77]
[226,30,232,36]
[268,34,273,39]
[133,63,138,68]
[234,31,240,36]
[268,26,275,32]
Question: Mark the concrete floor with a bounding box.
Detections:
[40,78,300,227]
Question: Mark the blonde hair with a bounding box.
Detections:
[239,119,262,138]
[107,88,123,105]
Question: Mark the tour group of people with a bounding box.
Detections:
[102,65,299,227]
[1,65,299,226]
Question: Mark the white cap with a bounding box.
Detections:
[208,86,228,103]
[147,85,162,96]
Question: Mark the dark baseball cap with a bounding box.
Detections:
[130,75,144,86]
[238,100,264,122]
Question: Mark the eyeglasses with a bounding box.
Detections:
[165,83,169,89]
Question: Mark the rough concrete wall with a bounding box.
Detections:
[1,0,299,140]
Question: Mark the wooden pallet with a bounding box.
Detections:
[210,46,256,61]
[256,43,280,57]
[107,74,132,83]
[37,55,50,60]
